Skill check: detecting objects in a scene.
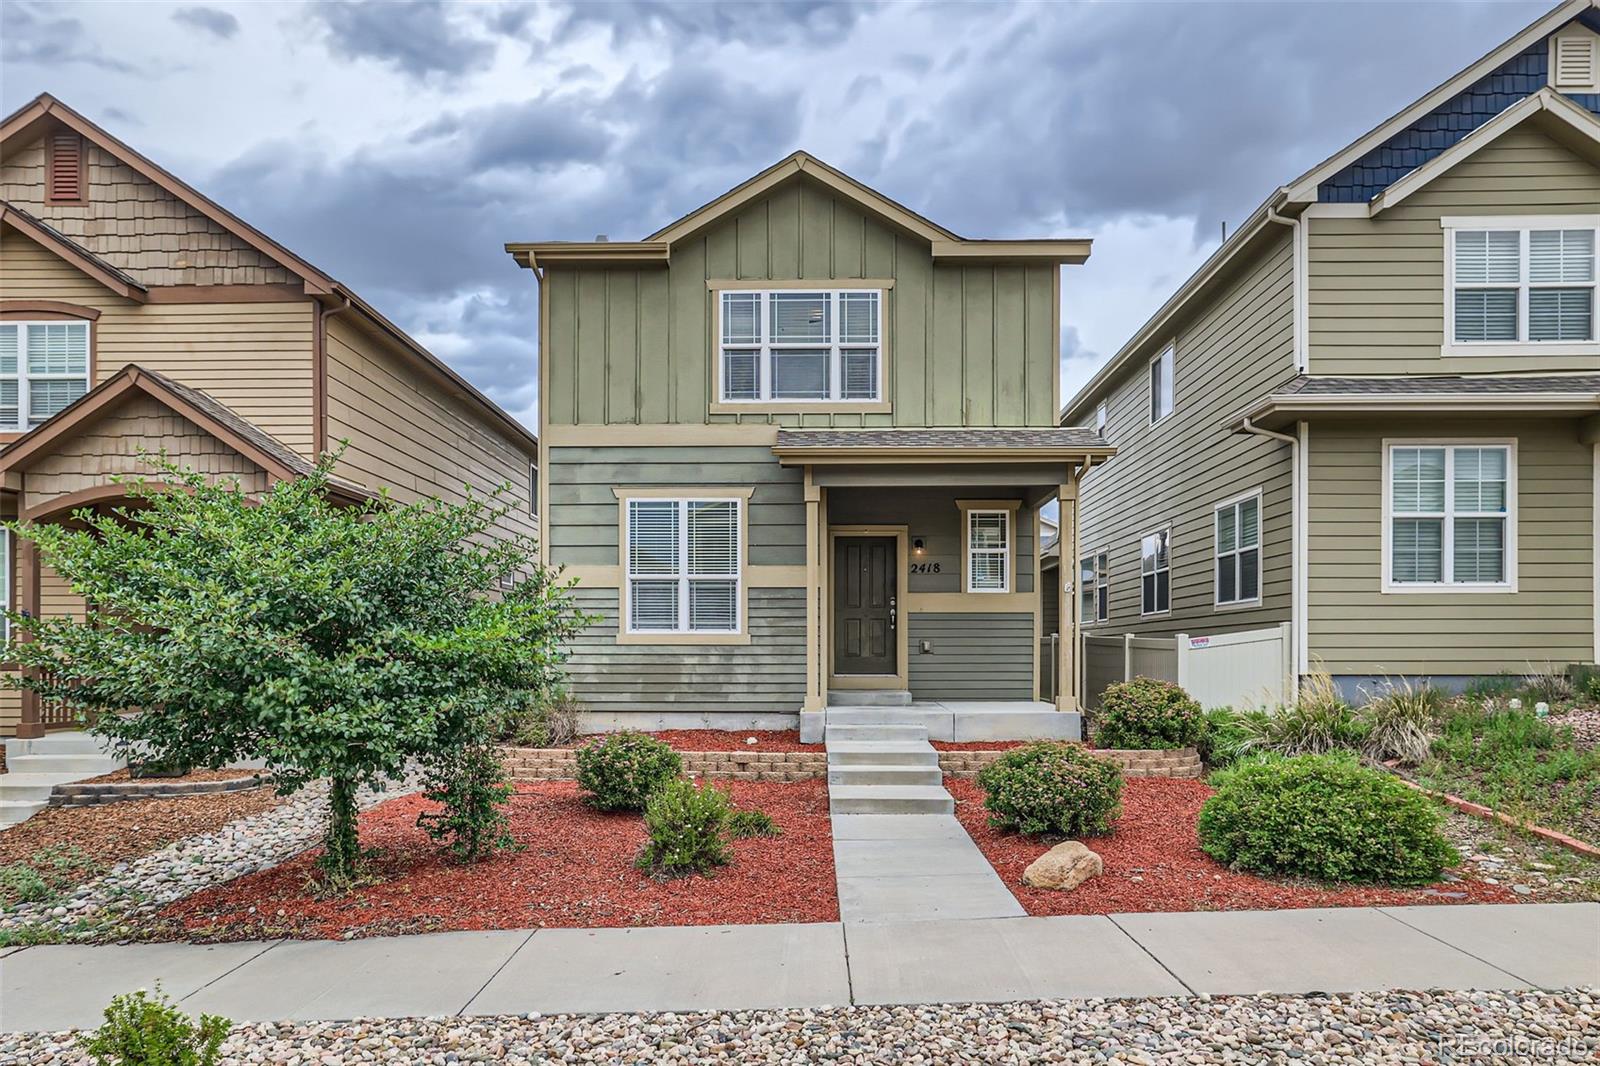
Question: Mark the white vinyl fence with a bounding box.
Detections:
[1083,623,1294,710]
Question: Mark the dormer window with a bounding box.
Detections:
[717,288,882,404]
[46,131,85,204]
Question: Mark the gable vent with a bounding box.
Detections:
[46,131,84,203]
[1553,34,1597,90]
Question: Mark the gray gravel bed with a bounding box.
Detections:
[4,988,1596,1064]
[0,776,417,939]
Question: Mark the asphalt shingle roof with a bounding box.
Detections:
[1272,375,1600,397]
[774,427,1109,450]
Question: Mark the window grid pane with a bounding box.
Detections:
[1389,444,1510,586]
[627,501,679,576]
[770,348,830,399]
[720,289,881,403]
[968,511,1009,591]
[770,292,829,341]
[1528,288,1593,341]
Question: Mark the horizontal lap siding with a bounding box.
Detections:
[1076,232,1296,640]
[325,316,536,544]
[1308,125,1600,375]
[1307,418,1595,674]
[545,175,1058,430]
[547,445,803,568]
[567,588,806,713]
[908,613,1033,699]
[828,486,1036,594]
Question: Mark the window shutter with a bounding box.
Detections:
[1554,34,1597,89]
[46,131,84,203]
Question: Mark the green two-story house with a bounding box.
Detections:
[1064,0,1600,705]
[508,153,1110,739]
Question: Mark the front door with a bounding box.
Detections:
[833,536,897,675]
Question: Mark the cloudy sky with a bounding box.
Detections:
[0,0,1547,430]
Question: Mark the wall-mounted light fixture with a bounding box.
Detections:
[912,537,926,555]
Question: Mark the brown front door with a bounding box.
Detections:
[833,536,897,675]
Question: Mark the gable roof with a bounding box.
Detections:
[507,151,1091,269]
[1,200,148,301]
[0,95,537,453]
[1061,0,1600,423]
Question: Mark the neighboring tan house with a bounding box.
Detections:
[508,152,1111,738]
[0,95,539,738]
[1063,0,1600,706]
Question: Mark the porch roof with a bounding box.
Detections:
[773,427,1113,465]
[1230,374,1600,431]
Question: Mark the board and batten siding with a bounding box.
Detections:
[908,613,1034,700]
[1076,230,1296,641]
[1307,124,1600,375]
[324,315,537,544]
[0,231,317,456]
[566,587,807,715]
[543,175,1060,429]
[1306,418,1595,677]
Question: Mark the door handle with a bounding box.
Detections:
[889,596,897,629]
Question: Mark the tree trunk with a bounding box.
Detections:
[319,775,360,885]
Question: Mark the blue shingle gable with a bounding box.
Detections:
[1318,32,1600,203]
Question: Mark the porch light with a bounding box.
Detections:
[913,538,925,555]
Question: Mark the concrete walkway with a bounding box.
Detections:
[832,814,1024,923]
[4,903,1595,1032]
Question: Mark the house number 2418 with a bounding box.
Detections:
[910,562,942,574]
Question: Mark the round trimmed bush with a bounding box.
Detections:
[975,742,1123,837]
[1197,753,1458,885]
[636,777,732,878]
[1095,677,1203,750]
[575,731,682,811]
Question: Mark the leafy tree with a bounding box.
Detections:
[5,450,587,886]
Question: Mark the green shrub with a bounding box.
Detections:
[1238,673,1366,757]
[636,778,732,877]
[1095,677,1203,749]
[1197,707,1256,771]
[726,808,781,839]
[575,732,682,811]
[976,742,1123,837]
[415,740,519,862]
[1197,753,1458,884]
[1361,679,1441,766]
[82,986,230,1066]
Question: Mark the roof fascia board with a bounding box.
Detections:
[1,206,146,301]
[505,242,670,270]
[1371,89,1600,213]
[1283,0,1594,202]
[773,446,1115,465]
[1231,392,1600,431]
[930,239,1092,263]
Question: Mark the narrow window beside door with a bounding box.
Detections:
[967,509,1010,592]
[625,497,742,633]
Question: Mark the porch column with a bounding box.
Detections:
[14,534,43,739]
[1056,478,1079,713]
[802,468,825,712]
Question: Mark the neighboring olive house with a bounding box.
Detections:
[509,152,1111,737]
[0,95,538,738]
[1063,0,1600,705]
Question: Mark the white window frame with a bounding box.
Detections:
[1441,215,1600,357]
[622,495,744,635]
[1094,400,1107,437]
[1079,549,1108,625]
[1381,439,1518,594]
[1139,525,1172,617]
[1148,344,1174,425]
[965,508,1011,593]
[1213,488,1263,610]
[715,288,884,404]
[0,320,92,431]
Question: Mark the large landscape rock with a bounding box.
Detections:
[1022,841,1103,890]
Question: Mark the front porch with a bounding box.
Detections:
[802,700,1075,744]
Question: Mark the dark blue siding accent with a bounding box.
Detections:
[1318,34,1600,203]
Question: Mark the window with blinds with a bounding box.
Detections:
[1387,444,1512,589]
[0,322,91,430]
[1448,221,1597,348]
[625,497,741,633]
[719,289,881,403]
[1214,492,1261,607]
[966,509,1010,592]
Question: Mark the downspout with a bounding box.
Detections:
[1265,198,1307,374]
[1242,417,1306,694]
[313,295,352,459]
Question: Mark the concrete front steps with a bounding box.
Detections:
[823,718,952,816]
[1,732,125,827]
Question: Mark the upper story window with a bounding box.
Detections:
[1385,443,1515,592]
[718,288,881,403]
[0,321,91,430]
[1140,527,1170,615]
[529,464,539,517]
[625,497,742,634]
[1148,345,1174,423]
[1079,550,1108,624]
[1444,217,1600,355]
[1094,401,1107,437]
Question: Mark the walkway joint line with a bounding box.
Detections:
[178,939,285,1004]
[459,930,539,1015]
[1372,907,1542,989]
[1105,915,1197,996]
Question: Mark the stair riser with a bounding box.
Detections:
[4,737,113,757]
[0,782,60,803]
[828,767,942,787]
[8,755,123,775]
[0,804,49,827]
[829,795,954,815]
[824,725,928,743]
[824,710,930,727]
[827,749,939,768]
[825,690,912,707]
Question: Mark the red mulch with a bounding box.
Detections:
[158,779,837,940]
[948,776,1517,914]
[559,730,812,752]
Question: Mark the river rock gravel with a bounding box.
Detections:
[3,989,1595,1064]
[0,777,417,940]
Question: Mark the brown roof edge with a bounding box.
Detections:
[1,201,148,301]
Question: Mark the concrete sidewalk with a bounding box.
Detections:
[4,902,1595,1032]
